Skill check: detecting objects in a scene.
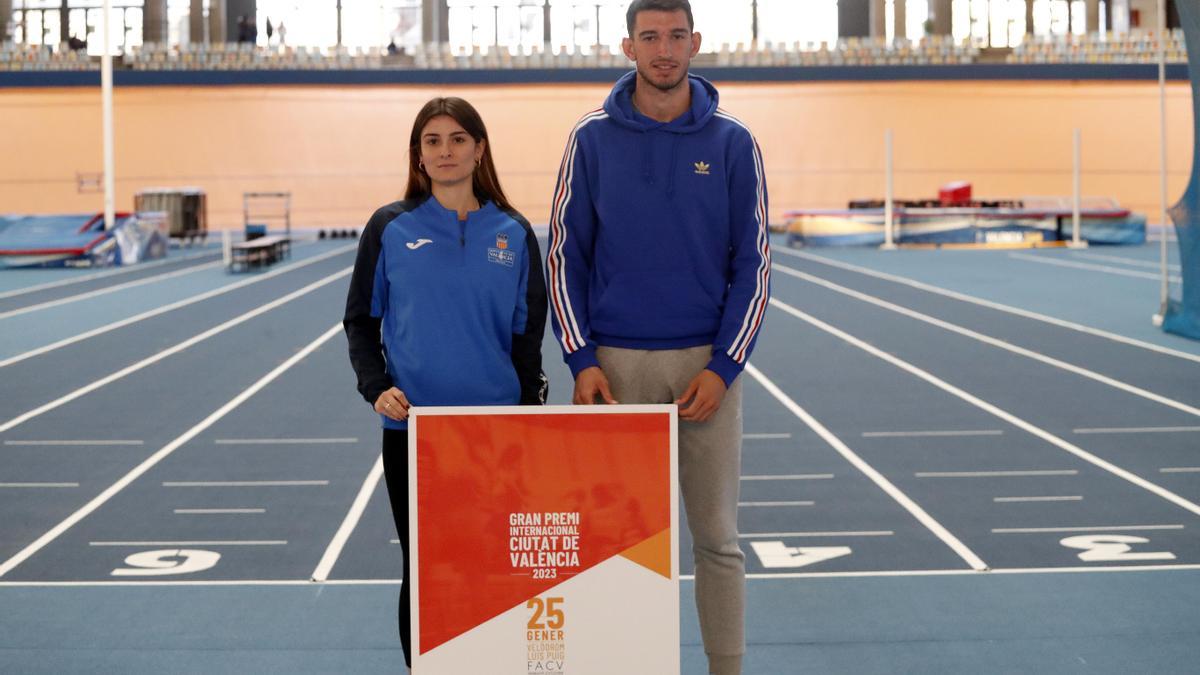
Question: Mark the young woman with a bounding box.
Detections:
[343,97,547,668]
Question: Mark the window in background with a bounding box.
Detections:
[758,0,837,48]
[1070,0,1085,35]
[690,0,751,51]
[907,0,930,41]
[255,0,336,49]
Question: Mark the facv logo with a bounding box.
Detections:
[406,238,433,250]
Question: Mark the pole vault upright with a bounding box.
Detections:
[101,0,115,231]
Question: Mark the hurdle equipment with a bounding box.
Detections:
[229,192,292,272]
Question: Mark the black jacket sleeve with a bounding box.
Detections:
[343,202,407,405]
[508,210,549,405]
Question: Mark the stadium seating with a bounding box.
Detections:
[1007,28,1187,64]
[0,41,97,71]
[8,30,1186,73]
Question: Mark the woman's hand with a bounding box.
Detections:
[375,387,411,421]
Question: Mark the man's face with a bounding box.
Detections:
[621,9,702,93]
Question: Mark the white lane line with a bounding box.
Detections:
[740,474,834,481]
[1074,426,1200,434]
[312,454,385,581]
[0,267,351,434]
[88,540,287,546]
[0,260,225,320]
[3,439,144,446]
[993,496,1083,503]
[746,363,988,570]
[861,430,1003,438]
[775,248,1200,364]
[768,298,1200,518]
[0,243,355,370]
[740,531,894,538]
[173,508,266,514]
[1007,252,1182,283]
[214,438,358,445]
[0,249,220,301]
[163,480,329,487]
[774,262,1200,419]
[992,525,1184,534]
[1069,251,1181,272]
[0,322,343,579]
[0,482,79,488]
[1161,467,1200,474]
[743,433,792,439]
[8,564,1200,585]
[916,470,1080,478]
[738,501,815,507]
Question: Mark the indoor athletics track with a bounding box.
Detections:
[0,234,1197,673]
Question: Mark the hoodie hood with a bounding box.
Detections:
[603,70,719,133]
[602,71,719,195]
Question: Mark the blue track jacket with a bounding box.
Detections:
[547,72,770,387]
[343,196,547,430]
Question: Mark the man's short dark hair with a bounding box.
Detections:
[625,0,694,37]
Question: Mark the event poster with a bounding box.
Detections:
[408,405,679,674]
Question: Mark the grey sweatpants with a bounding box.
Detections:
[596,345,745,675]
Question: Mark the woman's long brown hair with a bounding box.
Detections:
[404,97,513,212]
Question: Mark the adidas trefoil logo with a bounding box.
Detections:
[406,238,433,250]
[693,161,711,175]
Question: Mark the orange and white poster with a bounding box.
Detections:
[408,405,679,675]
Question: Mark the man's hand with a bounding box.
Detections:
[675,369,727,422]
[573,366,618,405]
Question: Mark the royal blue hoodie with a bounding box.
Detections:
[547,72,770,387]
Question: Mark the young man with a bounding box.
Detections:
[546,2,769,673]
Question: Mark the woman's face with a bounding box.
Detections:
[419,114,485,189]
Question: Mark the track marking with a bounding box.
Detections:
[0,267,351,434]
[214,438,358,445]
[162,480,329,487]
[173,508,266,514]
[3,439,143,446]
[89,540,287,546]
[740,531,894,538]
[312,454,385,581]
[993,496,1083,503]
[1069,251,1181,272]
[0,249,220,301]
[740,473,834,481]
[861,430,1003,438]
[774,262,1200,419]
[992,525,1185,534]
[5,564,1200,586]
[1007,252,1182,283]
[1161,467,1200,474]
[0,322,342,579]
[916,470,1080,478]
[768,298,1200,518]
[0,260,225,320]
[0,243,355,370]
[738,501,814,507]
[0,482,79,488]
[775,248,1200,364]
[743,433,792,439]
[1074,426,1200,434]
[745,363,988,570]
